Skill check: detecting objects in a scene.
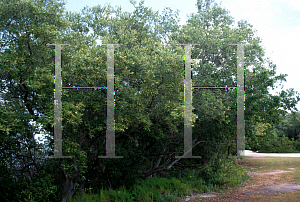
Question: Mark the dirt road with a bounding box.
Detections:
[176,152,300,202]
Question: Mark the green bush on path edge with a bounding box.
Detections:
[67,159,250,202]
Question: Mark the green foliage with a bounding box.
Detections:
[1,0,299,202]
[276,111,300,141]
[0,164,20,201]
[62,139,88,183]
[260,132,296,153]
[66,158,249,202]
[197,154,249,188]
[247,111,300,152]
[21,171,60,202]
[0,162,61,202]
[295,140,300,151]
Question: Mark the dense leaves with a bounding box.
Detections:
[1,0,299,201]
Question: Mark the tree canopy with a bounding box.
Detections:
[1,0,299,201]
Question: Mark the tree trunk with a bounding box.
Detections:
[60,131,88,202]
[61,176,77,202]
[60,159,80,202]
[78,181,86,197]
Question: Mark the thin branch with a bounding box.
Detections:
[147,77,164,109]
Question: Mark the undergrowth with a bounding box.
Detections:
[67,158,249,202]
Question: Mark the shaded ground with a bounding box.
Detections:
[176,155,300,202]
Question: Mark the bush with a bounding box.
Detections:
[0,164,22,201]
[260,133,296,153]
[199,155,249,187]
[21,170,60,202]
[295,140,300,151]
[66,153,251,202]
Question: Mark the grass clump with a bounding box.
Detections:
[67,158,249,202]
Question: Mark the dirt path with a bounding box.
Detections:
[176,156,300,202]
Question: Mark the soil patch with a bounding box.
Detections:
[176,157,300,201]
[262,183,300,193]
[176,192,219,201]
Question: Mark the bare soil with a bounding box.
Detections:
[176,157,300,202]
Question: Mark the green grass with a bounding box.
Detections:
[67,158,250,202]
[241,157,300,172]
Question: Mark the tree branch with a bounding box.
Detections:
[147,77,164,109]
[139,139,207,179]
